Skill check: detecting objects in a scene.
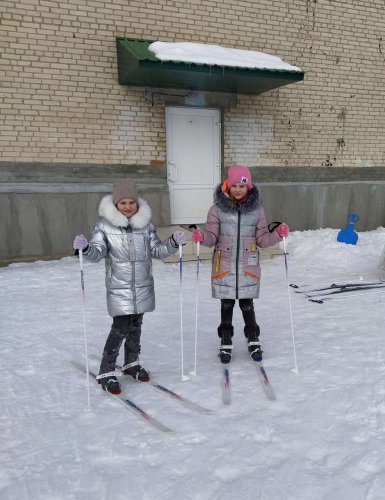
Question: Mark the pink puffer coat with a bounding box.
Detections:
[201,184,281,300]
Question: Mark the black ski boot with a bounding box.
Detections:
[97,374,121,395]
[246,326,263,361]
[240,299,263,361]
[122,360,150,382]
[98,350,122,395]
[218,325,234,364]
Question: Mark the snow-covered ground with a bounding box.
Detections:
[2,228,385,500]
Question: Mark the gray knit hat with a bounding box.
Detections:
[112,178,139,205]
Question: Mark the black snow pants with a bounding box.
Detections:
[99,314,143,375]
[218,299,260,339]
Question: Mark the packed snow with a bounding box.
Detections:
[1,227,385,500]
[149,41,302,72]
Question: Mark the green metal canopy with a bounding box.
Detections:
[116,38,304,95]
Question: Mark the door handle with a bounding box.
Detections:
[168,162,177,181]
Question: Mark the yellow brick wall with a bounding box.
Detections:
[1,0,385,167]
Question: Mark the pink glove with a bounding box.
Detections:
[192,228,204,243]
[73,234,89,250]
[276,223,289,238]
[172,231,187,246]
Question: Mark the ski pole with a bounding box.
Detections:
[283,237,298,373]
[189,224,200,377]
[179,244,189,382]
[79,249,91,407]
[191,240,200,376]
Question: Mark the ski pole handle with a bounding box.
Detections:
[189,224,203,250]
[348,213,359,224]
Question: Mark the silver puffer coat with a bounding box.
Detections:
[84,195,177,316]
[201,184,281,300]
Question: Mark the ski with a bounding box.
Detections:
[143,381,212,414]
[71,361,174,433]
[308,283,385,303]
[222,366,231,405]
[304,283,385,298]
[290,279,385,294]
[254,362,276,401]
[91,356,213,415]
[118,365,212,414]
[220,361,275,403]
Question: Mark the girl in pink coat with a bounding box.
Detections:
[193,166,289,364]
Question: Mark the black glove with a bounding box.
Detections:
[268,221,282,233]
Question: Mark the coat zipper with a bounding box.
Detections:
[126,226,137,314]
[235,207,241,299]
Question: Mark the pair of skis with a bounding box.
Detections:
[222,361,276,405]
[72,360,212,434]
[290,279,385,303]
[73,357,276,431]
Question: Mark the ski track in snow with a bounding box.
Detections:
[1,228,385,500]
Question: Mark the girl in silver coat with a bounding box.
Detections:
[73,178,186,394]
[192,166,289,364]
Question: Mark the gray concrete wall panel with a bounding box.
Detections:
[260,182,385,232]
[0,188,170,260]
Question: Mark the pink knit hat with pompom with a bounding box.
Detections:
[226,165,253,191]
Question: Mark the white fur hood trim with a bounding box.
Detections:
[98,195,152,229]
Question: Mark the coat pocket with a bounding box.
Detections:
[243,237,260,280]
[212,237,232,280]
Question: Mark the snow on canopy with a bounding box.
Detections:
[149,41,302,72]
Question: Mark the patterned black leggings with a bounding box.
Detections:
[99,314,143,374]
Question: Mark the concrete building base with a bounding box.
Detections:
[1,163,384,262]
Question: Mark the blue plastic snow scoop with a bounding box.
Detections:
[337,213,359,245]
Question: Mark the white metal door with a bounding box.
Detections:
[165,107,221,224]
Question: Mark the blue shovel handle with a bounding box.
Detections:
[348,213,359,225]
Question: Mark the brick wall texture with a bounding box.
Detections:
[1,0,385,168]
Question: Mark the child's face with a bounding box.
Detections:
[229,183,248,201]
[116,197,138,218]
